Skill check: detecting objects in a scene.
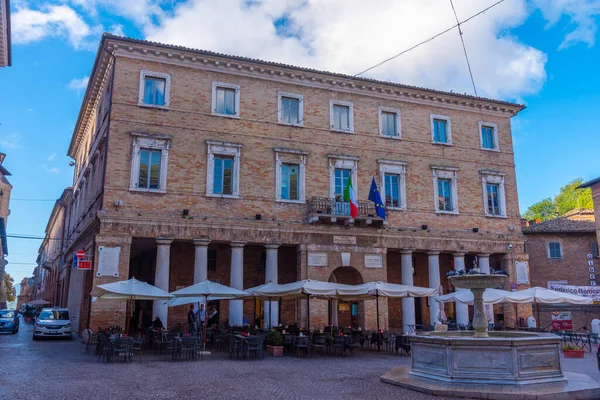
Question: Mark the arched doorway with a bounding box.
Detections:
[329,267,364,329]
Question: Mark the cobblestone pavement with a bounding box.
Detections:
[1,323,598,400]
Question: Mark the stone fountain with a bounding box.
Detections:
[381,273,600,399]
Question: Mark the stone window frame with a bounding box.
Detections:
[378,160,407,211]
[378,106,402,139]
[547,242,563,259]
[137,70,171,110]
[129,132,172,193]
[328,154,359,199]
[211,81,241,119]
[274,148,308,203]
[479,121,500,152]
[430,114,452,145]
[206,140,242,198]
[431,166,459,215]
[480,170,507,218]
[277,91,304,127]
[329,99,355,133]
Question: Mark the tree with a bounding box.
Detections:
[554,178,593,216]
[522,177,594,221]
[522,198,556,222]
[3,272,15,302]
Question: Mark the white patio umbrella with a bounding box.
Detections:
[336,281,437,349]
[244,280,350,330]
[91,277,173,334]
[27,299,51,306]
[435,288,513,305]
[170,280,249,352]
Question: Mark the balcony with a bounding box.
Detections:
[306,197,387,227]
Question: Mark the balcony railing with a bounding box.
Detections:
[306,197,386,227]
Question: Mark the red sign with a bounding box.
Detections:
[76,250,86,259]
[77,260,92,270]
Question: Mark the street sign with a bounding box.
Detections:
[588,254,593,259]
[77,260,92,270]
[511,283,517,292]
[27,277,35,287]
[76,250,86,259]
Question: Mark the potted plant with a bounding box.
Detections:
[562,343,585,358]
[24,306,34,324]
[266,330,284,356]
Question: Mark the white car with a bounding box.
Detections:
[33,307,73,340]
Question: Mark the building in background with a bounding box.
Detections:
[0,152,12,308]
[0,0,11,68]
[35,188,73,307]
[523,209,600,330]
[62,33,528,335]
[16,277,33,310]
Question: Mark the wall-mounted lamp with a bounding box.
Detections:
[182,209,189,216]
[472,228,479,233]
[255,214,262,220]
[421,225,428,230]
[69,161,75,167]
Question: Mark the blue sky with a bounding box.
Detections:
[1,0,600,284]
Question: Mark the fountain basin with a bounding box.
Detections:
[409,331,565,385]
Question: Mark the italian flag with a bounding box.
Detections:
[343,176,358,219]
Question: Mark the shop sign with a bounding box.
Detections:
[547,283,600,298]
[551,311,572,330]
[333,236,356,245]
[364,254,382,269]
[308,252,328,267]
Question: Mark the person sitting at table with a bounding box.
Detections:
[151,316,164,330]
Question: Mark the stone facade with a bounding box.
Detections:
[523,209,600,330]
[0,0,10,68]
[0,152,12,308]
[62,34,529,334]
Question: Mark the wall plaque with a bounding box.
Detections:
[516,261,529,284]
[308,252,328,267]
[364,254,383,269]
[333,236,356,245]
[97,246,121,277]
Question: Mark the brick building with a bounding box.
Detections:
[523,209,600,330]
[63,33,529,335]
[34,188,72,307]
[0,152,12,308]
[0,0,10,68]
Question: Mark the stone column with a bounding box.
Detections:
[453,252,469,326]
[401,249,415,334]
[478,253,494,323]
[153,238,174,327]
[229,242,246,327]
[427,250,441,327]
[193,239,210,283]
[264,244,280,328]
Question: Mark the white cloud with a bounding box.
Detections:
[143,0,547,101]
[69,0,164,29]
[47,153,57,161]
[109,23,125,37]
[533,0,600,49]
[0,132,23,149]
[41,164,60,174]
[67,76,90,92]
[12,4,92,49]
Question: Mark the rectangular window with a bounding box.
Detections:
[433,119,447,143]
[381,111,398,137]
[438,178,453,211]
[215,87,236,115]
[281,97,300,125]
[481,126,496,149]
[281,163,299,200]
[548,242,562,259]
[332,105,350,131]
[143,76,166,106]
[591,242,599,258]
[384,173,400,207]
[207,250,217,271]
[486,183,500,216]
[138,149,161,189]
[213,156,234,195]
[334,168,351,197]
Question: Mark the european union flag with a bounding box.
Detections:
[368,177,386,220]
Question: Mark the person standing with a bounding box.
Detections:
[196,304,205,336]
[187,305,196,334]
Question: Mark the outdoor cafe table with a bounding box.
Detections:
[561,331,592,352]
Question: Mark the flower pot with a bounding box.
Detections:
[563,349,585,358]
[267,345,284,357]
[25,316,31,324]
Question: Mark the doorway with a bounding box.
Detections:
[328,266,364,329]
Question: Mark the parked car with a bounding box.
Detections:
[0,309,20,334]
[33,307,72,340]
[597,344,600,371]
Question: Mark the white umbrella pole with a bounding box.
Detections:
[268,297,272,330]
[203,295,208,353]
